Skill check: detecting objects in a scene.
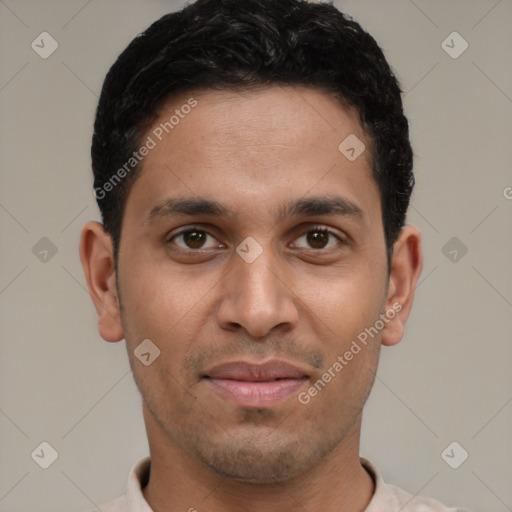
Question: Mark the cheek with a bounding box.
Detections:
[295,264,385,400]
[117,255,201,345]
[302,281,382,415]
[131,360,198,431]
[297,265,385,338]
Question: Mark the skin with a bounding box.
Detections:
[80,85,422,512]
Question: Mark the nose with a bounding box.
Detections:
[216,248,299,338]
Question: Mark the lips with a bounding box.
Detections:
[205,360,308,381]
[203,360,309,407]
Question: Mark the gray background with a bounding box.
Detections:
[0,0,511,510]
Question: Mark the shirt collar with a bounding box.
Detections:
[125,456,152,512]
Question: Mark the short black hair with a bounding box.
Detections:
[91,0,414,268]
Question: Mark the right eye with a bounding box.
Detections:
[167,227,224,251]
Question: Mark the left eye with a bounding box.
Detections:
[293,228,342,250]
[170,229,221,250]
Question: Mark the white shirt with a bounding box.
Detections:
[89,457,470,511]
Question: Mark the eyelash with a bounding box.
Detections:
[166,225,345,252]
[295,227,346,251]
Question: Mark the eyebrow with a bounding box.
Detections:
[277,196,364,221]
[147,197,233,222]
[146,195,364,224]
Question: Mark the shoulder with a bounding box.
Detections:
[380,481,471,512]
[361,457,472,512]
[84,456,152,512]
[85,495,127,512]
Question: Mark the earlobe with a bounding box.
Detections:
[381,225,423,347]
[79,221,125,342]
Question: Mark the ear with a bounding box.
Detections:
[381,225,423,347]
[79,221,124,342]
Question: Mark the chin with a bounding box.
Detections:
[189,431,331,483]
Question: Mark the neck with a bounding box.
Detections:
[142,405,375,512]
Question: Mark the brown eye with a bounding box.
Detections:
[306,230,329,249]
[169,228,221,250]
[294,228,342,250]
[183,230,207,249]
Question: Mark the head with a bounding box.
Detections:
[81,0,422,483]
[91,0,414,269]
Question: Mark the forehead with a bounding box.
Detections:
[124,85,380,228]
[156,85,368,154]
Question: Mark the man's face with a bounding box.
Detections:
[116,86,390,482]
